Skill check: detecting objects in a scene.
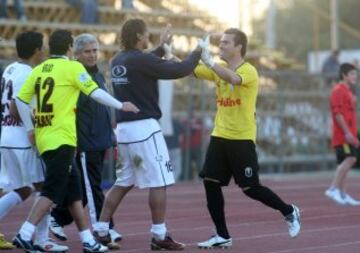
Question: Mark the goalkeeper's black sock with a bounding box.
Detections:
[243,185,293,216]
[204,180,230,239]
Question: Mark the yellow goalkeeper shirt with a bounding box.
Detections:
[17,57,98,154]
[194,62,258,141]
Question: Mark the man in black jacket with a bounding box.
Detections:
[49,33,121,249]
[93,19,203,250]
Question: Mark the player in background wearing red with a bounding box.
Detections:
[325,63,360,206]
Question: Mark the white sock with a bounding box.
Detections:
[150,223,167,240]
[79,229,96,245]
[19,221,36,241]
[34,212,50,244]
[93,221,109,237]
[0,191,22,219]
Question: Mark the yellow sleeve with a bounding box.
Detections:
[238,65,258,87]
[72,62,98,95]
[17,73,35,104]
[194,64,216,81]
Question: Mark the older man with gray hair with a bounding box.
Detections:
[49,33,122,249]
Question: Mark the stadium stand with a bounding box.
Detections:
[0,0,225,61]
[0,0,334,176]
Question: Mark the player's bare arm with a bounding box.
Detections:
[335,113,359,147]
[9,99,21,122]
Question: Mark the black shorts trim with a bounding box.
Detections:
[87,87,99,97]
[0,146,32,150]
[200,136,260,187]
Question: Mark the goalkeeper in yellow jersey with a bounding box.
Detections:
[189,29,301,248]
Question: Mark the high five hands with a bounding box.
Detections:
[197,35,215,68]
[160,24,175,60]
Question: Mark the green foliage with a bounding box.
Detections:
[253,0,360,64]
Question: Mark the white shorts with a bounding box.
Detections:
[115,131,175,189]
[0,148,45,191]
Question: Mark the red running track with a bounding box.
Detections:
[1,172,360,253]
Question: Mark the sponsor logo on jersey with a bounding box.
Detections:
[217,98,241,107]
[111,65,129,85]
[35,114,54,128]
[1,115,21,126]
[112,65,127,77]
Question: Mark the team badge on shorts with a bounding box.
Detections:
[245,167,253,178]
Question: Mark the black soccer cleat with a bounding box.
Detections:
[12,233,36,253]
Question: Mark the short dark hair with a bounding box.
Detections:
[121,18,147,50]
[339,63,356,80]
[16,31,43,60]
[49,30,73,55]
[224,28,247,57]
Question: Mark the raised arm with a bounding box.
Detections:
[199,36,241,85]
[140,47,201,79]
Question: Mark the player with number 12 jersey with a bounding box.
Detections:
[17,56,98,155]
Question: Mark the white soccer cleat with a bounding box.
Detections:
[325,188,347,205]
[109,229,122,242]
[343,193,360,206]
[83,241,108,253]
[285,204,301,238]
[49,216,68,241]
[34,239,69,252]
[197,235,232,249]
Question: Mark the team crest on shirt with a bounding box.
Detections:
[244,167,253,178]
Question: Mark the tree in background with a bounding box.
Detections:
[252,0,360,64]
